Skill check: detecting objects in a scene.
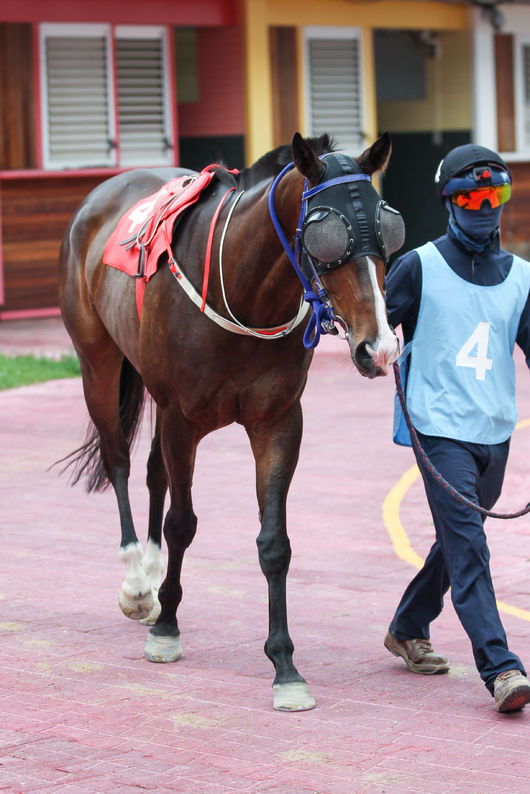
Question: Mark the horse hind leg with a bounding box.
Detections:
[69,342,154,620]
[113,358,156,620]
[140,407,168,626]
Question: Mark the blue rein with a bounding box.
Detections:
[268,161,371,349]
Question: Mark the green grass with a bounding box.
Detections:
[0,353,81,390]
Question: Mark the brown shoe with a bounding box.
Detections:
[384,630,449,675]
[494,670,530,713]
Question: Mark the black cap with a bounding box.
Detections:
[434,144,510,199]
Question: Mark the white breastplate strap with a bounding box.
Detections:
[167,189,309,339]
[169,258,308,338]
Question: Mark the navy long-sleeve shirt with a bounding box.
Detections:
[385,226,530,369]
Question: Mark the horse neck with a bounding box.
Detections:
[222,170,304,322]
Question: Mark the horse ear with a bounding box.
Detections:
[356,132,392,176]
[292,132,326,184]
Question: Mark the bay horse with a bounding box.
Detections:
[58,132,402,711]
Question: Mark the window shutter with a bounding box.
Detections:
[307,36,363,156]
[43,32,113,168]
[116,32,172,166]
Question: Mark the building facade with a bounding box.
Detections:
[1,0,529,318]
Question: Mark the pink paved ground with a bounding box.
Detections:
[1,318,530,792]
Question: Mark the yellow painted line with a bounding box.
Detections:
[382,429,530,622]
[382,464,423,570]
[497,601,530,621]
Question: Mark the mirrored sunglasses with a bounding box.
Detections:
[451,184,511,210]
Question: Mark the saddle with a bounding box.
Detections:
[103,165,228,316]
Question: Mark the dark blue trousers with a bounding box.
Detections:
[389,432,525,694]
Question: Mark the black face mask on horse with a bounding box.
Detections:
[299,152,405,274]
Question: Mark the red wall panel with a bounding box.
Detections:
[178,26,244,137]
[0,0,238,26]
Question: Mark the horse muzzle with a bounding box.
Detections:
[352,334,399,379]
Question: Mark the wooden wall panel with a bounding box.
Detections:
[0,23,37,170]
[495,34,515,154]
[0,176,110,312]
[499,162,530,256]
[269,26,299,148]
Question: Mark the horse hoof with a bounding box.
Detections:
[144,632,182,663]
[118,589,154,621]
[272,682,316,712]
[140,591,162,625]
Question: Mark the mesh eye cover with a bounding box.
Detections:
[301,207,353,267]
[377,202,405,257]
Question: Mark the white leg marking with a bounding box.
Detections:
[140,539,165,625]
[365,257,399,373]
[118,542,154,620]
[142,539,165,590]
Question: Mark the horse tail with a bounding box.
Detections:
[57,358,146,492]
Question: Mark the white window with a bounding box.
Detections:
[304,27,364,157]
[40,23,174,170]
[115,26,174,167]
[40,24,115,169]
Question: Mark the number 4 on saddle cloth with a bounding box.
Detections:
[103,164,236,318]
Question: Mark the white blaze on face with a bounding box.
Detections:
[364,257,399,374]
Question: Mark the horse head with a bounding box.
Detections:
[291,132,401,378]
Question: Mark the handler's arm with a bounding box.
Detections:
[384,250,422,344]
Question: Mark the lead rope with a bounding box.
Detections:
[393,361,530,519]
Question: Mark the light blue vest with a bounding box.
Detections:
[393,241,530,446]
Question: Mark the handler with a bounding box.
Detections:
[384,143,530,713]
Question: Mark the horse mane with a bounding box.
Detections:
[237,134,336,189]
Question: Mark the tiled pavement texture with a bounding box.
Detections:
[1,318,530,793]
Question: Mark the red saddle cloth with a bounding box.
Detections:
[103,167,217,284]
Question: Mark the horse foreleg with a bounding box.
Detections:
[140,410,167,625]
[247,402,316,712]
[144,412,198,663]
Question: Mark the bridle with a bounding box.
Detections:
[268,154,404,350]
[268,161,372,349]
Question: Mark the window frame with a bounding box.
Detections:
[114,24,174,168]
[39,22,116,170]
[303,25,364,157]
[39,22,175,171]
